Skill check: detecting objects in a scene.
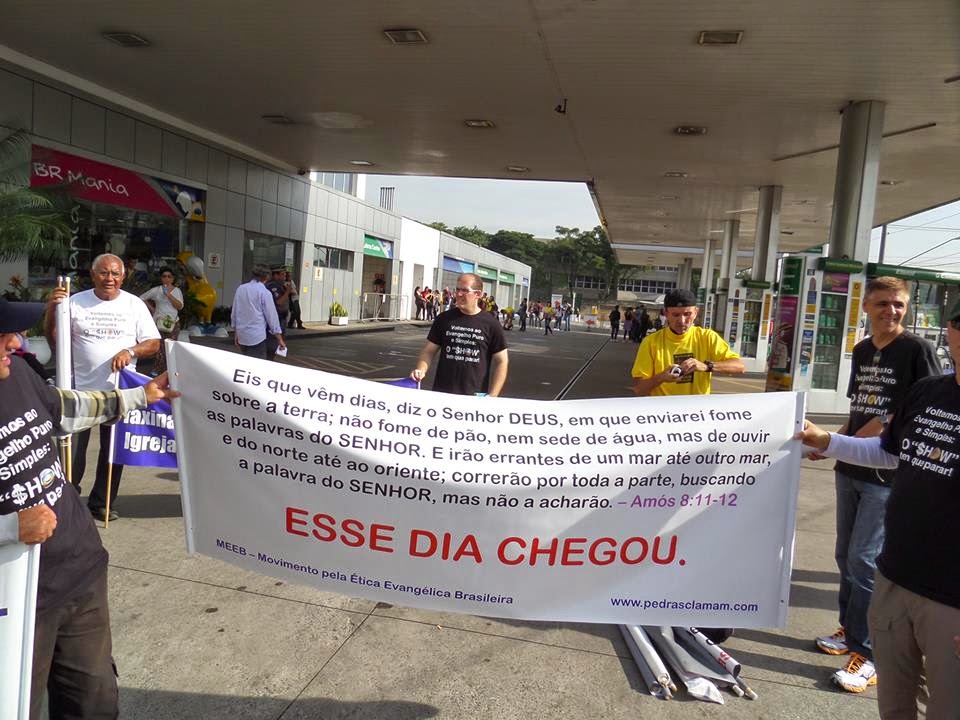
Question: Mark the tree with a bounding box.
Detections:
[426,220,450,232]
[451,225,490,248]
[0,128,72,262]
[545,226,608,301]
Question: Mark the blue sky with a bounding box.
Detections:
[364,174,960,272]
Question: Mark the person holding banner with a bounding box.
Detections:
[810,276,939,694]
[797,295,960,720]
[1,295,178,720]
[45,253,161,522]
[631,288,744,396]
[410,272,508,396]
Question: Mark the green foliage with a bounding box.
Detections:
[0,128,73,263]
[329,302,348,317]
[451,225,490,248]
[179,288,207,327]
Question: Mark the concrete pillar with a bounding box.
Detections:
[752,185,782,282]
[699,238,716,325]
[677,257,693,289]
[719,219,740,286]
[713,220,739,330]
[827,100,885,261]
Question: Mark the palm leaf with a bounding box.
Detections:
[0,126,72,261]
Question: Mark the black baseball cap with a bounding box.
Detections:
[663,288,698,308]
[0,296,46,334]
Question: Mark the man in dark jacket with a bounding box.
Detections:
[0,296,178,719]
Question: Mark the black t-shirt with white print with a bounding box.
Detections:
[0,357,107,613]
[837,331,940,485]
[427,309,507,395]
[879,374,960,608]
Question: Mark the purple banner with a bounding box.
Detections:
[112,369,177,468]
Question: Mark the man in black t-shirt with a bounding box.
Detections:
[0,296,178,719]
[811,277,939,693]
[798,294,960,719]
[410,273,509,396]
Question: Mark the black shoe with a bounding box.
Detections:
[90,506,119,522]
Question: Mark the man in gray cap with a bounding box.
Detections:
[797,294,960,720]
[631,288,744,396]
[0,295,178,719]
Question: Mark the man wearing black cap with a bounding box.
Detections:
[631,288,744,396]
[0,296,178,719]
[797,295,960,720]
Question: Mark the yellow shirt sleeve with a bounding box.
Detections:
[706,329,740,361]
[631,332,659,378]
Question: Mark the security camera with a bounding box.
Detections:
[297,168,307,176]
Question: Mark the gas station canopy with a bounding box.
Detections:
[1,1,958,266]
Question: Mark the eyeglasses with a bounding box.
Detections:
[94,270,123,279]
[455,287,479,294]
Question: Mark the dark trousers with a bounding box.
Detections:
[31,571,118,720]
[610,322,620,339]
[287,300,303,328]
[72,425,124,512]
[240,340,268,360]
[519,313,526,331]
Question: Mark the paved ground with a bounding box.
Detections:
[78,323,887,719]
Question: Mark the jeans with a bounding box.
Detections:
[31,571,117,720]
[834,469,890,659]
[240,340,268,360]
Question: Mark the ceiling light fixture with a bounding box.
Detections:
[261,114,295,125]
[663,171,688,179]
[102,31,151,47]
[880,179,902,186]
[505,165,529,173]
[674,125,707,136]
[725,207,757,214]
[697,30,743,46]
[383,28,428,44]
[464,119,496,128]
[944,74,960,84]
[659,194,679,200]
[349,160,375,166]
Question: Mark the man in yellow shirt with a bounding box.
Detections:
[632,288,744,396]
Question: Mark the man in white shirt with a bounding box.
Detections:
[231,264,286,361]
[45,253,161,522]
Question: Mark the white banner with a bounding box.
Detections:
[0,543,40,720]
[169,343,804,627]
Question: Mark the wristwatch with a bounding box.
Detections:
[705,360,715,373]
[126,347,137,359]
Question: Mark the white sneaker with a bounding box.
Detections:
[815,626,849,655]
[832,653,877,693]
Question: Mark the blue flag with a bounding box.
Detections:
[385,377,419,389]
[112,369,178,468]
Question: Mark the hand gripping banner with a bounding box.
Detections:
[112,368,177,468]
[168,343,804,627]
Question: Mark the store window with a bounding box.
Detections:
[244,235,297,278]
[28,146,205,295]
[312,244,354,271]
